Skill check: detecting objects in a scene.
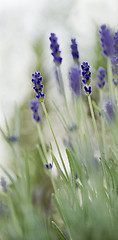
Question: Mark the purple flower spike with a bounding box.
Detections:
[96,67,106,89]
[32,71,45,101]
[69,67,81,97]
[30,98,41,122]
[49,33,62,66]
[81,62,91,86]
[99,24,113,57]
[81,62,92,96]
[71,39,79,64]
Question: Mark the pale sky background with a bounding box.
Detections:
[0,0,118,175]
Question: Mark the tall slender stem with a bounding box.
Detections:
[107,58,114,102]
[88,95,103,159]
[37,123,48,163]
[41,102,69,180]
[100,90,107,160]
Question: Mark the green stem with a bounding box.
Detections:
[107,58,114,102]
[37,123,48,164]
[88,95,103,159]
[41,102,69,181]
[57,66,73,125]
[100,90,107,160]
[57,66,67,105]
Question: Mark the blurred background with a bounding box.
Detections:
[0,0,118,173]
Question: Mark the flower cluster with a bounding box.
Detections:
[99,24,113,57]
[96,67,106,89]
[81,62,92,95]
[71,39,79,64]
[49,33,62,66]
[30,98,41,122]
[69,67,81,97]
[32,71,45,101]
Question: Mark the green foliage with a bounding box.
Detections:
[1,25,118,240]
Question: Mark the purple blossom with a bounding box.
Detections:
[99,24,113,57]
[49,33,62,66]
[81,62,92,96]
[69,67,81,97]
[32,71,45,101]
[30,98,41,122]
[84,86,92,96]
[81,62,91,85]
[96,67,106,89]
[71,39,79,64]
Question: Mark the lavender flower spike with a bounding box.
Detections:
[32,71,45,101]
[99,24,113,57]
[81,62,92,96]
[49,33,62,66]
[30,98,41,122]
[71,39,79,64]
[69,67,81,97]
[96,67,106,89]
[81,62,91,85]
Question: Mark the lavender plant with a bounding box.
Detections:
[1,25,118,240]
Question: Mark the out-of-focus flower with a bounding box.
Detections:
[111,32,118,86]
[7,135,19,142]
[99,24,113,57]
[96,67,106,89]
[1,177,7,193]
[71,39,79,64]
[113,31,118,55]
[69,67,81,97]
[30,98,41,122]
[106,100,114,120]
[111,56,118,86]
[68,123,77,132]
[32,71,45,101]
[45,163,52,169]
[49,33,62,66]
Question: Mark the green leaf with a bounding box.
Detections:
[51,152,68,184]
[66,148,75,186]
[52,221,67,240]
